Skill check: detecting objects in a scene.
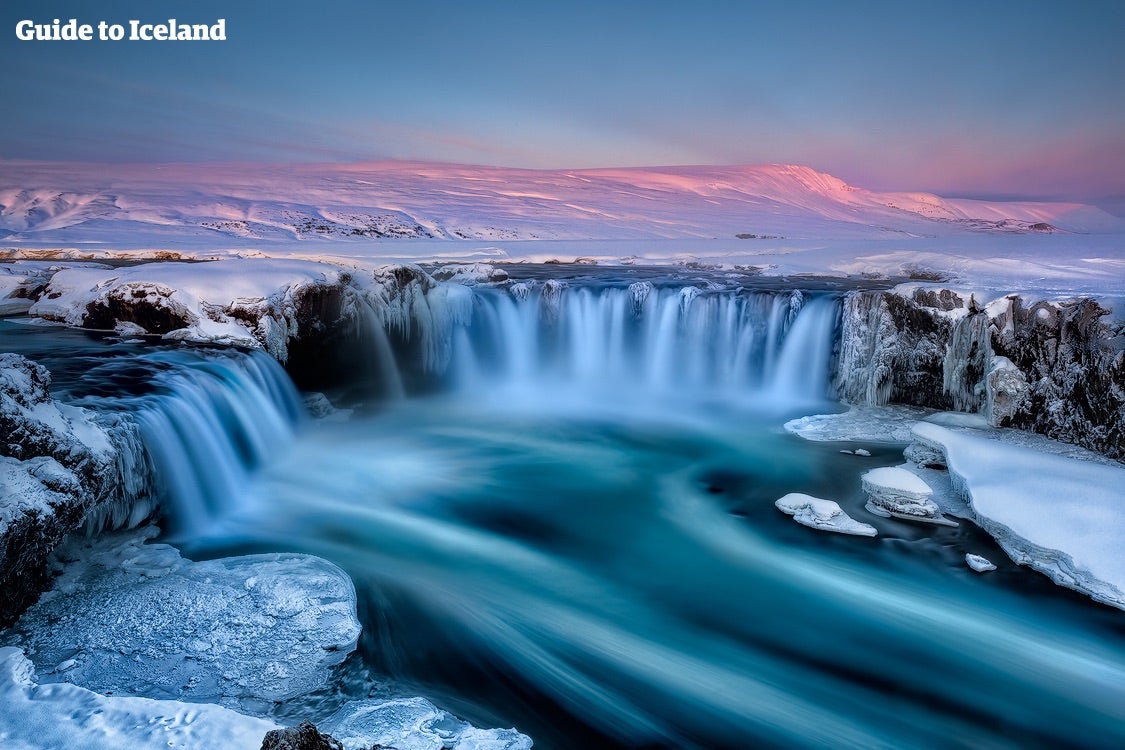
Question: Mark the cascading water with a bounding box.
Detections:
[75,349,304,537]
[437,282,840,408]
[11,275,1125,750]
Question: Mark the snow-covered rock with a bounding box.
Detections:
[430,262,510,284]
[4,527,361,710]
[0,353,145,626]
[774,493,877,537]
[321,695,533,750]
[861,467,955,526]
[0,647,279,750]
[28,259,351,362]
[965,554,997,573]
[910,422,1125,610]
[837,286,1125,462]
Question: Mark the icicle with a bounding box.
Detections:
[943,312,991,412]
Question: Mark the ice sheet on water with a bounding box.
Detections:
[911,422,1125,610]
[784,405,933,443]
[4,526,360,710]
[322,696,533,750]
[0,647,278,750]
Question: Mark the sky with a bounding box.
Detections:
[3,0,1124,212]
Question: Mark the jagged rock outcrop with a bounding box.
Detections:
[987,296,1124,457]
[0,354,149,626]
[835,288,989,410]
[837,286,1125,461]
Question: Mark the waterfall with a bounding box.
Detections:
[421,282,841,406]
[77,349,304,537]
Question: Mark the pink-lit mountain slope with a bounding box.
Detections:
[1,161,1120,249]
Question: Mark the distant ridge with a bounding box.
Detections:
[1,160,1121,248]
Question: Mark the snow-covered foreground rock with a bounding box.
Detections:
[774,493,877,536]
[0,353,148,626]
[911,422,1125,610]
[0,647,278,750]
[4,527,361,710]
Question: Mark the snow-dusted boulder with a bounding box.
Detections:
[861,467,954,526]
[430,262,509,284]
[774,493,877,537]
[5,527,361,710]
[966,554,997,573]
[911,422,1125,611]
[322,695,533,750]
[0,647,278,750]
[28,259,352,362]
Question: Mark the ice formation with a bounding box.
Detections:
[774,493,878,536]
[965,554,997,573]
[0,647,278,750]
[5,527,361,710]
[861,467,955,526]
[910,422,1125,610]
[0,353,148,624]
[322,696,533,750]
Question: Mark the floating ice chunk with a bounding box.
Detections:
[6,527,361,710]
[0,647,277,750]
[966,554,997,573]
[774,493,878,537]
[861,467,956,526]
[853,448,872,457]
[113,320,148,337]
[322,695,533,750]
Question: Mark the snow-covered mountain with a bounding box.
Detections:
[2,161,1120,248]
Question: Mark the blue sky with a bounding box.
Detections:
[4,0,1124,210]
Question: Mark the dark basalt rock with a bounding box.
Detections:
[82,283,194,334]
[991,297,1125,460]
[261,722,346,750]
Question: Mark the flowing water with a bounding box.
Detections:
[3,276,1125,749]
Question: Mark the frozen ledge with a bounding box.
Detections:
[910,422,1125,611]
